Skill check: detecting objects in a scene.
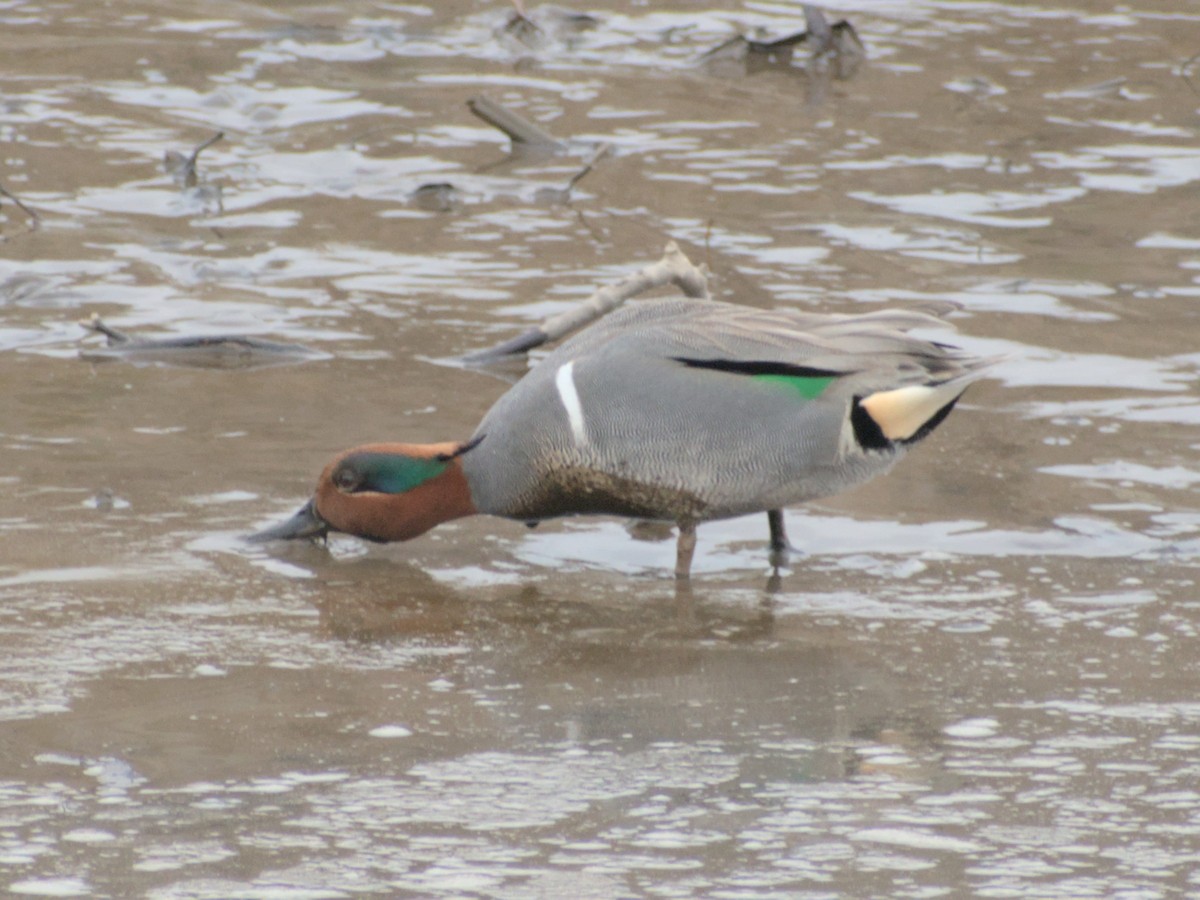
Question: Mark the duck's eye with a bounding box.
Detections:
[332,466,361,492]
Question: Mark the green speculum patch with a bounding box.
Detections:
[672,358,842,400]
[753,373,836,399]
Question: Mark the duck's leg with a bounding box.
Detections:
[767,509,791,568]
[675,521,697,580]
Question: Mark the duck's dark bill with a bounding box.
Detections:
[248,499,329,543]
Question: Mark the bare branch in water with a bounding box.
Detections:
[533,143,612,205]
[803,4,833,55]
[80,313,132,344]
[78,313,325,370]
[1181,51,1200,97]
[565,143,610,192]
[165,130,225,188]
[0,183,40,229]
[463,242,710,364]
[468,96,565,151]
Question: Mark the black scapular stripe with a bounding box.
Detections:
[674,358,845,379]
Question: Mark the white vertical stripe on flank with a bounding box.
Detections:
[555,361,588,445]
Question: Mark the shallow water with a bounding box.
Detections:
[3,1,1200,896]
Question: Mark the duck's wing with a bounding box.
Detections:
[644,301,998,445]
[552,297,990,391]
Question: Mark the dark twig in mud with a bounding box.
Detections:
[80,314,131,343]
[564,144,608,192]
[533,143,611,204]
[468,96,565,152]
[462,242,710,364]
[0,183,40,229]
[1180,51,1200,97]
[165,130,225,188]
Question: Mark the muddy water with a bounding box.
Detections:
[3,1,1200,896]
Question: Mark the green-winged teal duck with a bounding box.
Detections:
[253,298,994,578]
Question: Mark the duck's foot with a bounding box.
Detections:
[766,509,796,570]
[674,521,697,580]
[768,544,792,571]
[765,569,784,595]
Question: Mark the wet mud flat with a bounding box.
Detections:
[3,1,1200,897]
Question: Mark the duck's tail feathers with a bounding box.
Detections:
[858,355,1002,445]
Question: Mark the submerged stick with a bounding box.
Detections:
[0,183,40,228]
[533,142,611,204]
[564,143,609,192]
[80,313,132,343]
[1180,51,1200,97]
[467,96,565,151]
[79,313,326,370]
[463,242,710,364]
[803,4,833,54]
[165,130,225,188]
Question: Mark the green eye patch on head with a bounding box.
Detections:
[332,452,448,495]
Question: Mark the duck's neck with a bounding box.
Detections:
[398,446,477,537]
[421,441,481,528]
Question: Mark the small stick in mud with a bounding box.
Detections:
[0,182,40,229]
[1180,51,1200,97]
[803,3,834,55]
[164,130,225,188]
[533,143,611,205]
[563,143,609,192]
[81,313,131,344]
[467,96,565,152]
[462,242,710,364]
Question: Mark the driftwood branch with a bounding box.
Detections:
[468,96,564,151]
[463,241,710,364]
